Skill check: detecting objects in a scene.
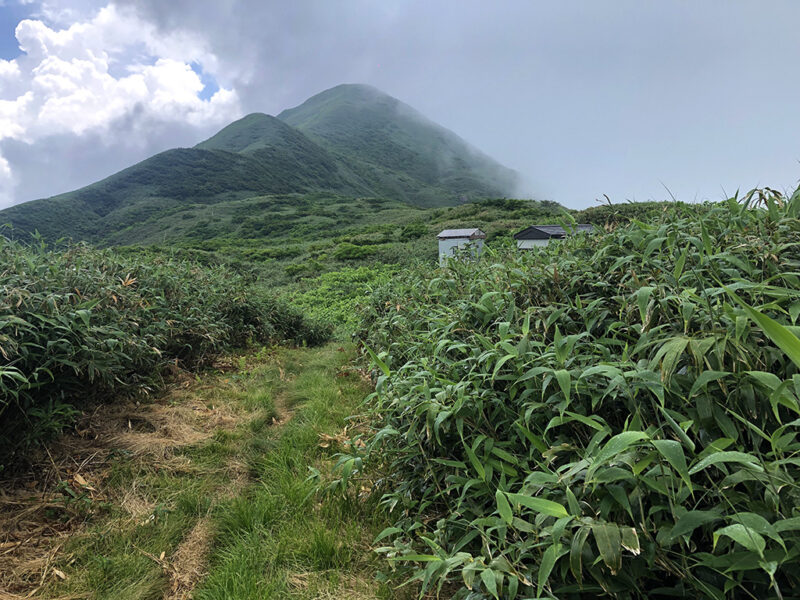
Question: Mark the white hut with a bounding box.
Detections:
[437,228,486,265]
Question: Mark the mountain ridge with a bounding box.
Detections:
[0,84,520,244]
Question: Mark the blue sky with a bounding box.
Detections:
[190,62,219,101]
[0,0,799,209]
[0,2,33,59]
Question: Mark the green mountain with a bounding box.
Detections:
[0,84,519,244]
[278,84,518,206]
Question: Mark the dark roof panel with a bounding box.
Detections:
[513,224,593,240]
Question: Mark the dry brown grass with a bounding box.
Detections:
[163,517,213,600]
[0,364,257,598]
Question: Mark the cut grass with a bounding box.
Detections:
[25,344,396,600]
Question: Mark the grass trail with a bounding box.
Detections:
[27,344,396,600]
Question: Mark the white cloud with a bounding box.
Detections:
[0,59,21,79]
[0,3,241,207]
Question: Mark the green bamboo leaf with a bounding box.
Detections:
[775,517,800,532]
[727,289,800,369]
[657,405,696,452]
[635,286,654,324]
[592,522,622,573]
[688,451,764,475]
[492,353,516,380]
[555,369,570,404]
[465,445,486,480]
[587,431,649,479]
[673,243,689,280]
[569,526,591,584]
[522,310,531,337]
[650,337,688,382]
[607,485,633,518]
[507,493,570,519]
[388,553,441,562]
[373,527,403,543]
[713,524,766,557]
[644,236,667,258]
[689,370,730,397]
[480,568,499,599]
[730,513,785,550]
[490,446,519,465]
[565,486,581,517]
[652,439,692,490]
[462,562,478,590]
[746,370,782,390]
[75,309,91,326]
[563,411,607,431]
[670,510,722,540]
[620,527,640,555]
[363,344,391,377]
[537,542,562,597]
[700,220,713,255]
[496,490,513,525]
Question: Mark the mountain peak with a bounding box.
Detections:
[1,83,519,244]
[195,112,297,154]
[295,83,391,103]
[279,84,518,203]
[277,83,411,128]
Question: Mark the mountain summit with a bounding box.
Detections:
[0,84,518,243]
[278,84,517,206]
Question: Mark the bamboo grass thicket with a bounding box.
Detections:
[346,187,800,598]
[0,239,331,465]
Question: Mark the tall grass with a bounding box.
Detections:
[346,187,800,598]
[0,238,330,464]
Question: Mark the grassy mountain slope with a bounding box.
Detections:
[279,84,518,206]
[1,84,519,244]
[0,143,363,243]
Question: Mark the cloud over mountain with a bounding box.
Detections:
[0,3,240,207]
[1,1,799,209]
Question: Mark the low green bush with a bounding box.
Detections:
[344,188,800,598]
[0,238,330,465]
[399,222,427,241]
[288,266,396,332]
[333,242,378,260]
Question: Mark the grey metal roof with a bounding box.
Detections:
[437,228,487,240]
[513,224,593,240]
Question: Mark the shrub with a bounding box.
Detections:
[333,242,378,260]
[344,188,800,598]
[399,222,427,241]
[288,266,396,332]
[0,239,330,465]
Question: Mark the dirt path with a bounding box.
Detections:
[1,345,390,600]
[0,351,295,599]
[162,355,298,600]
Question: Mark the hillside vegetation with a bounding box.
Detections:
[0,84,518,245]
[279,84,518,207]
[135,197,566,278]
[345,188,800,598]
[0,237,330,467]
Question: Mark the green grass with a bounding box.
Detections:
[197,346,397,600]
[38,344,397,600]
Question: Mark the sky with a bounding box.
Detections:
[0,1,799,210]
